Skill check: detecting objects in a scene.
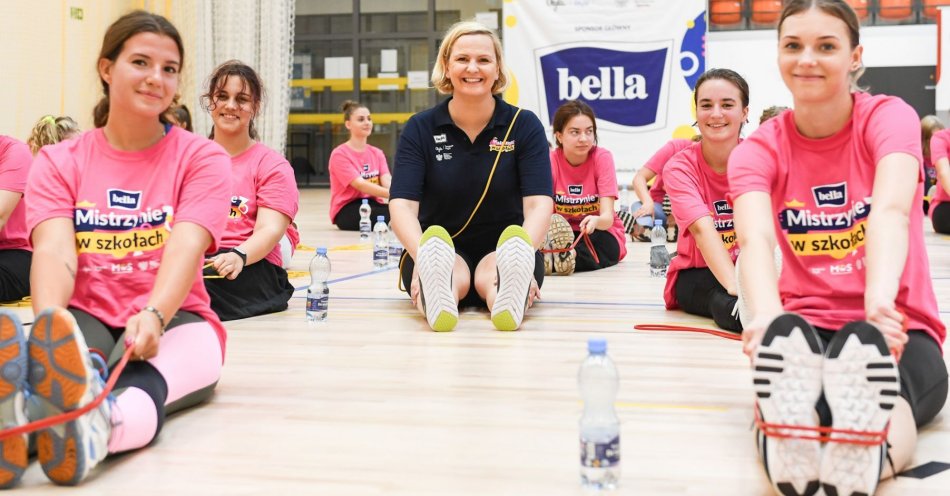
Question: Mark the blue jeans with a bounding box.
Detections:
[630,201,667,227]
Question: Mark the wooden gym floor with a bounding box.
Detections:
[7,188,949,495]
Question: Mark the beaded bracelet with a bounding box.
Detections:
[142,305,166,334]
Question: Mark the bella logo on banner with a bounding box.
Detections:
[537,42,671,130]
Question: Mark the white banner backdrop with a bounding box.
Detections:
[502,0,705,182]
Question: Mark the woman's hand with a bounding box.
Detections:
[578,215,598,235]
[208,251,245,280]
[865,296,909,360]
[632,200,654,219]
[526,279,541,309]
[124,310,163,360]
[410,274,421,307]
[741,313,779,359]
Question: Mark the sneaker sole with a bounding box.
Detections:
[820,322,898,496]
[753,314,823,496]
[0,312,28,488]
[28,309,98,486]
[548,214,575,276]
[417,226,458,332]
[491,226,535,331]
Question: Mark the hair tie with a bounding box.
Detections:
[42,115,56,125]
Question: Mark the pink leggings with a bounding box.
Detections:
[107,322,222,453]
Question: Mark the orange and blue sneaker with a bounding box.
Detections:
[0,311,29,488]
[491,225,536,331]
[28,308,112,486]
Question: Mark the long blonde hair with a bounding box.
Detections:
[27,115,80,155]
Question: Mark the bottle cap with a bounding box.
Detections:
[587,338,607,354]
[654,219,663,227]
[317,247,328,255]
[362,199,369,204]
[377,215,385,221]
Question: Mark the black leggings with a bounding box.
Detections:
[813,329,948,429]
[574,230,621,272]
[334,198,389,231]
[674,267,742,332]
[203,250,295,321]
[932,202,950,234]
[0,249,30,301]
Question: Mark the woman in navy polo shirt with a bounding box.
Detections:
[390,20,553,332]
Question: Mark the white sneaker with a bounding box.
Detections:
[28,308,113,486]
[491,225,536,331]
[753,313,823,496]
[820,321,898,496]
[417,226,458,332]
[0,311,28,488]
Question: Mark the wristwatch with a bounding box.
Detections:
[230,247,248,266]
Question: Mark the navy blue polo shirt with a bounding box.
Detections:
[390,96,552,247]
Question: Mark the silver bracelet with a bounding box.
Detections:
[142,306,166,334]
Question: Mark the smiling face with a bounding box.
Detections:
[695,78,748,143]
[778,7,862,105]
[345,106,373,139]
[446,34,499,100]
[98,31,180,121]
[210,75,256,137]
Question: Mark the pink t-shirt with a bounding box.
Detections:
[328,143,390,223]
[0,136,32,251]
[550,146,627,261]
[643,138,692,203]
[662,142,738,309]
[928,128,950,214]
[729,92,944,345]
[26,127,233,355]
[221,142,298,267]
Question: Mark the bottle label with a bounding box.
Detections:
[307,294,328,312]
[374,248,387,261]
[580,435,620,468]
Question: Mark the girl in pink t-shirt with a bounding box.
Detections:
[729,3,946,495]
[546,100,626,274]
[629,138,692,241]
[921,115,944,215]
[663,68,747,333]
[328,100,392,230]
[0,12,232,487]
[0,136,33,303]
[201,61,299,321]
[928,127,950,232]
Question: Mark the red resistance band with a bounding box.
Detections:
[633,324,742,341]
[541,230,599,264]
[0,346,134,441]
[754,406,889,446]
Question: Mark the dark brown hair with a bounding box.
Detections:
[341,100,367,121]
[202,60,265,140]
[551,100,597,148]
[694,68,750,109]
[93,11,183,128]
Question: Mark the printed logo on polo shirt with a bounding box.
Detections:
[230,196,249,218]
[107,189,141,210]
[779,196,871,260]
[536,41,671,131]
[489,138,515,152]
[812,182,847,207]
[362,163,370,172]
[433,134,447,144]
[568,185,583,195]
[74,200,174,259]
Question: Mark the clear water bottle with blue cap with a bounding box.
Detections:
[373,216,389,268]
[307,247,330,323]
[579,337,620,490]
[387,222,403,268]
[358,199,372,240]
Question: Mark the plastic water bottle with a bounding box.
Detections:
[373,216,389,268]
[618,184,630,214]
[649,219,670,278]
[358,199,372,240]
[579,337,620,490]
[387,222,403,268]
[307,247,330,323]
